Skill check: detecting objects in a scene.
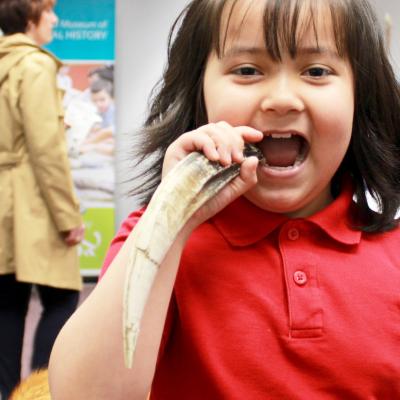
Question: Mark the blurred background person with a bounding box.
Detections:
[0,0,84,398]
[87,64,113,87]
[79,64,114,104]
[89,77,115,132]
[78,78,115,156]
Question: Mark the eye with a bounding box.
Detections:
[303,67,332,78]
[232,66,262,76]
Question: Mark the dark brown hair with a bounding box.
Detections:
[0,0,55,34]
[90,78,114,98]
[132,0,400,232]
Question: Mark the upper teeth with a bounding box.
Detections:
[271,133,293,139]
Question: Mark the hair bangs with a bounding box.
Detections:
[214,0,351,60]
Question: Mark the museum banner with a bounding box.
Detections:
[46,0,116,277]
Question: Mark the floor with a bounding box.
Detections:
[21,282,96,379]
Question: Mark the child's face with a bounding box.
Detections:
[91,90,113,114]
[203,0,354,217]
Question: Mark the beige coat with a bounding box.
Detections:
[0,34,82,290]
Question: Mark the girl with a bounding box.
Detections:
[49,0,400,399]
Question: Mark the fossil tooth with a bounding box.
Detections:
[123,144,264,368]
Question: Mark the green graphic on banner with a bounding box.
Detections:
[79,208,114,274]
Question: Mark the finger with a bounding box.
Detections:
[205,121,245,166]
[64,230,83,246]
[191,133,220,161]
[220,156,259,202]
[201,123,231,166]
[238,156,259,186]
[233,126,264,142]
[213,123,263,165]
[174,131,220,161]
[197,156,258,222]
[162,133,217,179]
[234,127,263,163]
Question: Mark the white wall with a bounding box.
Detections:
[114,0,400,227]
[371,0,400,74]
[114,0,190,226]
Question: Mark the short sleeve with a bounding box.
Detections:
[99,207,146,278]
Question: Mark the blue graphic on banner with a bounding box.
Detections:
[46,0,115,62]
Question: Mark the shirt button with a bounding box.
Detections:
[293,271,307,286]
[288,228,300,240]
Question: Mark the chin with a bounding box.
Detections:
[246,192,294,213]
[245,185,320,217]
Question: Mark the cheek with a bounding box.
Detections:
[205,87,257,125]
[319,108,353,135]
[313,87,354,147]
[311,110,353,174]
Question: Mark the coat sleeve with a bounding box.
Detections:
[19,52,82,232]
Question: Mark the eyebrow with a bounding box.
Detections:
[221,45,340,59]
[296,46,340,59]
[221,46,266,58]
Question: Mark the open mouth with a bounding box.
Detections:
[258,132,309,169]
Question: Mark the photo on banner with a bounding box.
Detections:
[46,0,115,277]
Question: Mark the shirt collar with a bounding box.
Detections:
[212,180,361,247]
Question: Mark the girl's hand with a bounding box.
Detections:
[163,122,263,176]
[163,122,263,234]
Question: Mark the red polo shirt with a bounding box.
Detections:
[101,183,400,399]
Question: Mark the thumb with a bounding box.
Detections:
[194,156,259,224]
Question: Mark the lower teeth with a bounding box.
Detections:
[264,154,305,169]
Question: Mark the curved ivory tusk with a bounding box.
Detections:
[123,144,264,368]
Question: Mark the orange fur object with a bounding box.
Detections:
[8,368,152,399]
[9,369,50,400]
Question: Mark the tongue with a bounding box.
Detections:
[260,136,302,167]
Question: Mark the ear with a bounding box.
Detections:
[25,20,35,34]
[25,21,32,33]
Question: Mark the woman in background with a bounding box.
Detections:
[0,0,84,398]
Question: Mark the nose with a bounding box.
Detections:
[260,74,304,115]
[52,10,58,25]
